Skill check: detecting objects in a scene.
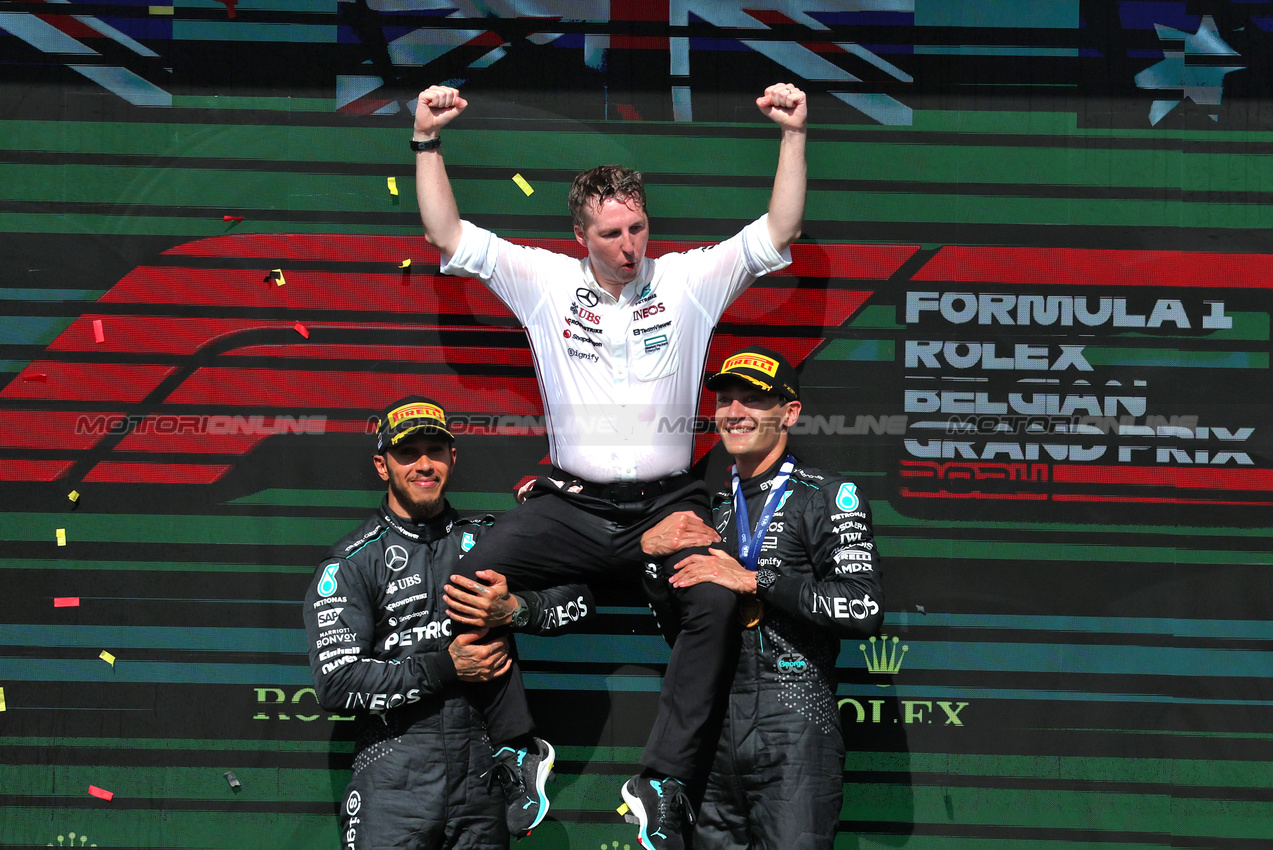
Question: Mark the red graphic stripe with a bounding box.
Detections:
[161,234,915,281]
[0,459,74,481]
[99,268,519,316]
[337,98,395,116]
[98,267,869,327]
[0,410,122,451]
[165,234,440,262]
[230,334,824,368]
[900,489,1050,500]
[50,317,301,355]
[1051,493,1272,506]
[2,363,175,403]
[83,462,231,485]
[52,317,526,356]
[164,368,545,412]
[915,246,1273,288]
[1052,464,1273,491]
[722,289,870,326]
[227,342,533,366]
[113,418,272,455]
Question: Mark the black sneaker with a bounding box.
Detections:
[491,738,555,836]
[617,775,694,850]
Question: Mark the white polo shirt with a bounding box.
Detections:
[441,215,791,483]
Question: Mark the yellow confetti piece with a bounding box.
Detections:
[387,176,399,196]
[271,269,286,287]
[149,5,174,14]
[398,259,411,269]
[69,490,80,503]
[512,173,534,196]
[0,686,5,711]
[99,651,116,666]
[56,528,66,546]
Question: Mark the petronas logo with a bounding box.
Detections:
[48,833,97,847]
[860,634,908,676]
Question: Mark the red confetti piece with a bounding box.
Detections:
[293,322,310,338]
[88,785,114,801]
[220,0,237,18]
[223,215,244,222]
[21,373,48,382]
[54,597,80,608]
[92,319,105,343]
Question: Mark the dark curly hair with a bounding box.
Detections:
[567,165,648,230]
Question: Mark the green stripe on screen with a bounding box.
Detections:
[0,558,313,573]
[1084,347,1269,368]
[845,304,903,329]
[816,338,896,361]
[846,752,1273,787]
[1107,312,1269,342]
[0,513,357,545]
[0,213,422,238]
[9,119,1273,191]
[883,538,1273,565]
[870,502,1273,538]
[2,808,337,849]
[173,21,336,42]
[0,736,350,752]
[228,488,517,512]
[172,96,333,111]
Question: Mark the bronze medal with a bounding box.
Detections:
[739,596,764,628]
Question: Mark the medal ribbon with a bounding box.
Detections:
[731,455,794,572]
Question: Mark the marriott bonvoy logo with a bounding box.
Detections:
[840,633,969,727]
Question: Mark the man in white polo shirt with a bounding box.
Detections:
[411,81,807,850]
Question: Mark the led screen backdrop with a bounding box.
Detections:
[2,1,1272,847]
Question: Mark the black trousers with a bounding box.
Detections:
[452,474,738,780]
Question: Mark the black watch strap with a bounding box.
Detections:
[410,137,442,151]
[755,569,779,591]
[510,597,531,628]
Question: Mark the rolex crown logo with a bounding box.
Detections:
[860,634,908,675]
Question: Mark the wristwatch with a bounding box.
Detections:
[510,596,531,628]
[755,569,779,592]
[410,137,442,152]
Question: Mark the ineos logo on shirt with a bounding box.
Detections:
[385,545,409,572]
[576,287,600,307]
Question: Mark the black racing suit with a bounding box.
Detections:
[694,458,884,850]
[302,499,594,850]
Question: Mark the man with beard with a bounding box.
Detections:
[642,347,885,850]
[303,396,593,849]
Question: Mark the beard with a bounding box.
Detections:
[388,473,446,520]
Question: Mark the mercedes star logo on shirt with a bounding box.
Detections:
[575,287,600,307]
[385,544,410,572]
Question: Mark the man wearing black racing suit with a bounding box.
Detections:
[642,347,884,850]
[303,396,593,849]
